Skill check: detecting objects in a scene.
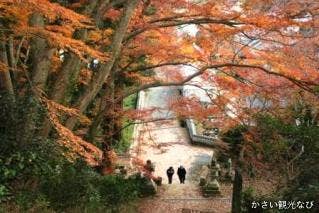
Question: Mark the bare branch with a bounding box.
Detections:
[114,117,175,135]
[119,63,318,101]
[124,17,243,42]
[118,61,196,73]
[15,36,26,67]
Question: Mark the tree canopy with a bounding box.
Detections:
[0,1,318,211]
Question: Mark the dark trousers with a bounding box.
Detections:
[168,175,173,184]
[178,175,185,183]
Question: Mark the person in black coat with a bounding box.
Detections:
[177,166,186,184]
[166,166,174,184]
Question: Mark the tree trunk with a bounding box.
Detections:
[232,166,243,213]
[232,147,244,213]
[82,0,100,15]
[40,29,87,138]
[65,0,138,130]
[21,13,55,144]
[40,0,109,138]
[6,36,18,82]
[29,13,55,90]
[94,0,112,28]
[0,40,15,97]
[86,60,120,142]
[111,77,124,142]
[86,81,112,142]
[86,70,124,143]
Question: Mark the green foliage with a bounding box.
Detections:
[222,125,247,144]
[114,119,134,154]
[143,5,157,16]
[0,92,146,211]
[0,132,67,205]
[123,93,137,110]
[0,186,9,202]
[98,175,143,206]
[252,111,319,209]
[113,93,137,153]
[0,93,53,202]
[242,187,257,213]
[225,106,319,212]
[40,160,144,211]
[221,125,247,156]
[1,143,145,211]
[242,187,281,213]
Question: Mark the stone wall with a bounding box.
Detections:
[185,118,217,146]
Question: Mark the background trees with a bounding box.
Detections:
[1,0,318,164]
[0,0,318,211]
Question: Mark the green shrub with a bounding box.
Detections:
[247,112,319,212]
[221,125,247,156]
[39,160,146,211]
[0,92,147,211]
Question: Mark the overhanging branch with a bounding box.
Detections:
[124,17,243,42]
[118,63,318,101]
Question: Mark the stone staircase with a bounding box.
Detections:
[138,183,231,213]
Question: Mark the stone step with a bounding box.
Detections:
[181,208,216,213]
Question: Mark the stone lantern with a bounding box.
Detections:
[200,155,221,196]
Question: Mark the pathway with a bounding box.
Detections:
[131,86,232,213]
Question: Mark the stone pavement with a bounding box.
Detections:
[130,86,231,212]
[131,86,214,181]
[138,183,232,213]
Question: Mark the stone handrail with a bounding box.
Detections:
[185,118,216,146]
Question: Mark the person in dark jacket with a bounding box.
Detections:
[166,166,174,184]
[177,166,186,184]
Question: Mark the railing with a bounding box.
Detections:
[185,118,216,146]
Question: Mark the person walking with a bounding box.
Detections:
[177,166,186,184]
[166,166,174,184]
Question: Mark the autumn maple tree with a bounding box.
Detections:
[1,0,319,211]
[0,0,318,181]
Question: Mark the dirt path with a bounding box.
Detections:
[131,86,232,213]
